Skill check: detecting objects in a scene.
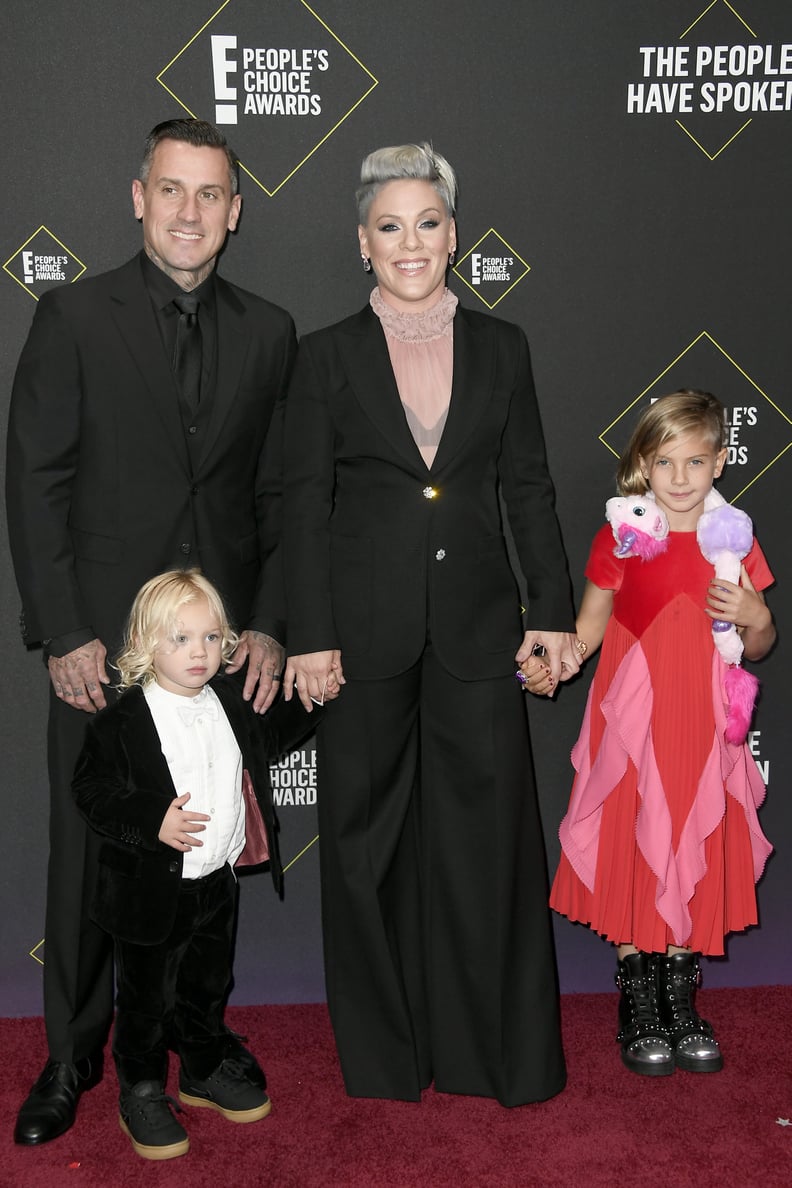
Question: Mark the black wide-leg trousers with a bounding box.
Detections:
[316,643,566,1106]
[44,691,116,1065]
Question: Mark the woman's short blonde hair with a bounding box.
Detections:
[617,389,727,495]
[115,569,239,689]
[356,142,458,223]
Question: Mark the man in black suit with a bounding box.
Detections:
[6,118,296,1145]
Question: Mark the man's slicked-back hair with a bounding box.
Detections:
[139,118,239,195]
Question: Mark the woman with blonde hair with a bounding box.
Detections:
[283,143,579,1105]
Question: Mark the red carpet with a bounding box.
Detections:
[1,989,790,1187]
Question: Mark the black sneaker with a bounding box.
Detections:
[178,1056,272,1123]
[119,1080,189,1160]
[224,1038,268,1090]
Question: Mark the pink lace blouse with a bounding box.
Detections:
[369,286,457,468]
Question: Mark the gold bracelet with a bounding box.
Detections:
[575,638,588,657]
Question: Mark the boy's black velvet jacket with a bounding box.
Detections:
[72,674,320,945]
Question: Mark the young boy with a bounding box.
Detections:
[72,569,328,1160]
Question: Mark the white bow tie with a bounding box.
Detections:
[177,697,220,727]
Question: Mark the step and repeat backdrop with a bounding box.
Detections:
[1,0,790,1014]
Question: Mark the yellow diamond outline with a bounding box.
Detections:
[453,228,531,310]
[679,0,755,40]
[599,329,792,503]
[156,0,378,198]
[3,226,87,302]
[676,1,758,160]
[282,833,318,875]
[675,116,753,160]
[29,937,45,967]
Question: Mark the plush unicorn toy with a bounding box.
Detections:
[605,494,669,560]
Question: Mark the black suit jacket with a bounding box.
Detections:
[71,675,320,945]
[283,302,574,681]
[6,254,296,653]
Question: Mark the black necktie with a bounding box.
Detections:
[173,293,202,413]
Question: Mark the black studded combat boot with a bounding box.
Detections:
[615,951,674,1076]
[656,951,723,1072]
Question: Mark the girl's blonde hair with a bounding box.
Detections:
[617,389,727,496]
[115,569,239,689]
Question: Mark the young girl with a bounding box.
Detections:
[72,570,326,1160]
[523,390,775,1077]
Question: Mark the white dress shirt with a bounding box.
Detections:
[144,682,245,879]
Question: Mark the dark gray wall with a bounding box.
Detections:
[2,0,789,1014]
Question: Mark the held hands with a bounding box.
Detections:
[158,792,210,852]
[283,650,345,712]
[48,638,109,713]
[518,652,556,697]
[225,630,286,714]
[515,630,583,698]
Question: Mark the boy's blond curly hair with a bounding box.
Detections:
[115,569,239,689]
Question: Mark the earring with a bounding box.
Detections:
[448,250,456,267]
[361,255,372,273]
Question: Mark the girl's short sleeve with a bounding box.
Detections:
[584,523,625,592]
[745,537,774,592]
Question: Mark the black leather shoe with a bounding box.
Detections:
[14,1058,94,1145]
